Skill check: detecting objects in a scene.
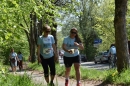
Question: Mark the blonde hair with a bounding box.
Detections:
[42,24,51,31]
[70,28,78,33]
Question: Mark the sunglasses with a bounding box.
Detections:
[71,31,77,34]
[46,30,51,33]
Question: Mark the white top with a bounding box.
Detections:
[108,46,116,55]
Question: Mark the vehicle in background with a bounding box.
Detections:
[94,51,109,64]
[80,54,87,62]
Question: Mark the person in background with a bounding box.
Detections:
[17,51,23,71]
[62,28,84,86]
[59,50,64,59]
[28,55,31,62]
[9,48,19,74]
[108,44,116,67]
[37,24,58,86]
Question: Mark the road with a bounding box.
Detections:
[59,58,109,70]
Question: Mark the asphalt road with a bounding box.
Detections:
[59,58,109,70]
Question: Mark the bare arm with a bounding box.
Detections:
[74,42,84,50]
[16,56,20,61]
[37,45,40,58]
[62,43,69,52]
[52,44,57,55]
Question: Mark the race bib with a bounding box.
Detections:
[43,48,51,54]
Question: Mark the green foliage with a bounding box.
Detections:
[85,44,97,61]
[27,62,43,71]
[93,0,115,51]
[57,31,64,49]
[0,74,38,86]
[0,0,60,64]
[0,64,40,86]
[60,0,101,59]
[56,64,65,76]
[0,32,29,65]
[80,67,105,80]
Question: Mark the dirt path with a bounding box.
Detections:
[16,70,103,86]
[9,62,112,86]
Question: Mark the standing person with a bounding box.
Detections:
[37,24,58,86]
[9,48,19,74]
[17,51,23,71]
[62,28,84,86]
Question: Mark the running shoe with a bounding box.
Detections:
[77,83,81,86]
[50,82,55,86]
[65,79,69,86]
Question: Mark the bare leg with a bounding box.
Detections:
[14,66,17,74]
[12,67,15,72]
[14,66,17,71]
[65,67,71,79]
[50,75,55,86]
[50,75,55,82]
[74,63,81,84]
[12,67,16,74]
[45,76,49,83]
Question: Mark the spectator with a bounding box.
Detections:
[17,51,23,71]
[9,48,19,74]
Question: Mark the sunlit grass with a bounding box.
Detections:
[27,62,43,71]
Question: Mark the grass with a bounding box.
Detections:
[0,63,42,86]
[27,62,130,85]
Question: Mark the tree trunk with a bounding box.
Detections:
[30,12,36,63]
[114,0,129,73]
[51,24,59,63]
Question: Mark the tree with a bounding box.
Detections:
[114,0,129,73]
[19,0,60,63]
[93,0,116,51]
[0,0,60,63]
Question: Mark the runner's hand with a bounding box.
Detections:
[74,42,80,46]
[68,49,73,54]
